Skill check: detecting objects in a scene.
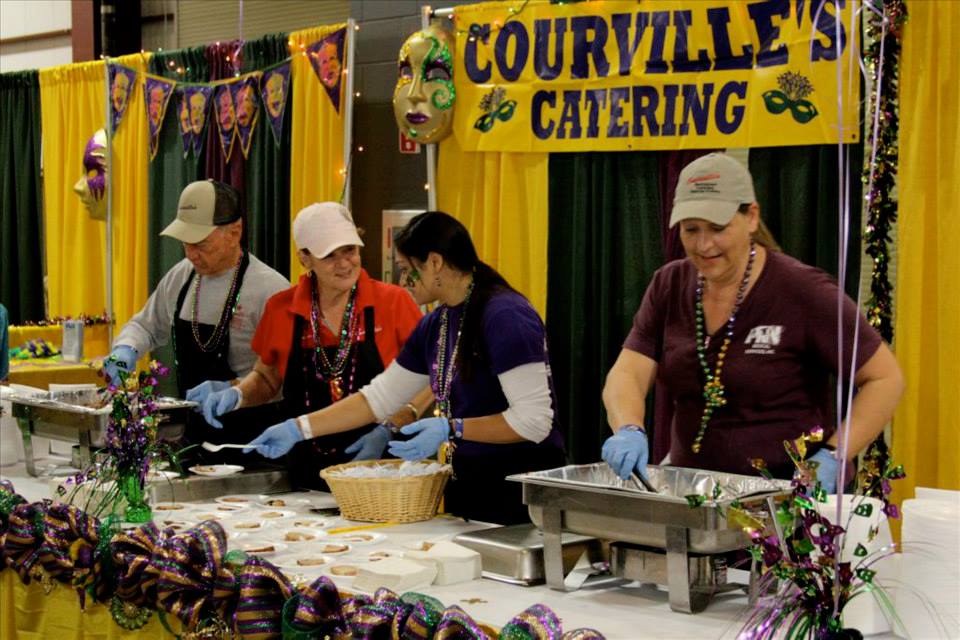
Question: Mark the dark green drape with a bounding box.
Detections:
[147,46,210,290]
[0,71,45,323]
[241,33,292,278]
[547,153,664,463]
[750,144,864,298]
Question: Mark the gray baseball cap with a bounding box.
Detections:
[160,180,241,243]
[669,153,756,227]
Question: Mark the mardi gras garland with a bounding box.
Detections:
[862,0,907,343]
[0,481,604,639]
[17,313,112,328]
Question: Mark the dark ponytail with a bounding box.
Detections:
[395,211,517,380]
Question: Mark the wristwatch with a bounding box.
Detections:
[449,418,465,440]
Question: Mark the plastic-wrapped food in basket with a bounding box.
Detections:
[319,460,452,523]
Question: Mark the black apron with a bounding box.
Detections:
[172,253,280,467]
[282,305,385,490]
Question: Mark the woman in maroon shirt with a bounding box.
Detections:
[601,154,904,492]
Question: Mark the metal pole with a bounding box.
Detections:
[342,18,357,210]
[421,6,437,210]
[103,57,114,348]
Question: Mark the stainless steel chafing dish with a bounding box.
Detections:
[10,394,196,476]
[509,463,792,613]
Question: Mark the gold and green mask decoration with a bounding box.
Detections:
[763,71,819,124]
[393,24,456,144]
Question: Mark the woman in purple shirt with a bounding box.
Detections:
[246,211,565,524]
[601,154,904,492]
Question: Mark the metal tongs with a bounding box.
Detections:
[630,471,658,493]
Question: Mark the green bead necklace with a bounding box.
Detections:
[692,240,756,453]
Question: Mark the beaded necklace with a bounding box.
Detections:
[692,240,756,453]
[308,273,359,402]
[190,251,244,352]
[432,279,476,418]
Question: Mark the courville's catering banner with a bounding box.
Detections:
[452,0,859,152]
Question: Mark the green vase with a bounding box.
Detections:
[120,473,152,523]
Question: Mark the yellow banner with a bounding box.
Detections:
[452,0,859,152]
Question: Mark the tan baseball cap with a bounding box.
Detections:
[293,202,364,258]
[669,153,756,227]
[160,180,241,243]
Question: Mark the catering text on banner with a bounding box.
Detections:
[452,0,860,152]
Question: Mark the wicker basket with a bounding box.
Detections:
[319,460,452,523]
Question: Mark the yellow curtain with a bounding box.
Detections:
[287,24,348,280]
[38,53,151,336]
[437,137,549,318]
[892,1,960,505]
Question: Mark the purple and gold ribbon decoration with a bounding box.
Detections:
[497,604,562,640]
[144,74,177,160]
[397,593,445,640]
[307,28,346,113]
[3,499,53,584]
[41,502,111,606]
[559,630,606,640]
[155,521,235,631]
[345,587,409,639]
[433,605,489,640]
[0,480,27,559]
[112,520,170,605]
[232,555,294,639]
[259,61,290,147]
[283,574,350,638]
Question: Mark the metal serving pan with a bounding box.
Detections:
[510,464,791,554]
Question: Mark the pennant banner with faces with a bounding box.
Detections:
[307,27,346,113]
[144,74,177,160]
[259,61,290,147]
[108,64,138,132]
[175,85,213,158]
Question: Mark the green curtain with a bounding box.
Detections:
[547,152,664,463]
[750,144,864,298]
[0,71,45,324]
[241,33,292,278]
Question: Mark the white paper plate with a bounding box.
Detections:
[146,469,180,482]
[190,509,235,522]
[366,549,404,563]
[151,502,192,514]
[228,519,274,534]
[321,561,369,582]
[402,540,439,552]
[274,554,334,572]
[278,528,328,544]
[255,509,297,520]
[238,540,288,556]
[256,496,312,509]
[189,464,244,477]
[215,494,268,505]
[287,516,333,530]
[328,531,385,546]
[314,541,352,556]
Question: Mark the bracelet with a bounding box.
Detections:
[619,424,645,433]
[296,415,313,440]
[449,418,465,440]
[404,402,420,421]
[381,420,401,435]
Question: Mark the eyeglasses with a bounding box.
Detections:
[399,266,421,287]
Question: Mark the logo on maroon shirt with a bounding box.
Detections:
[744,325,783,355]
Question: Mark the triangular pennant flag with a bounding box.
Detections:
[232,72,262,159]
[213,81,239,161]
[175,85,212,158]
[259,61,290,147]
[144,74,177,160]
[108,64,137,132]
[307,27,346,113]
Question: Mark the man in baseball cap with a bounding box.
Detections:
[104,180,289,463]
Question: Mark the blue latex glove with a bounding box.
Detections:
[808,448,840,494]
[103,345,138,383]
[601,426,650,481]
[243,418,304,458]
[344,424,392,461]
[186,380,232,405]
[200,386,241,429]
[387,417,449,461]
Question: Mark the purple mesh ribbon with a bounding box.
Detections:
[233,556,294,639]
[3,499,52,582]
[111,521,170,605]
[41,503,106,605]
[0,480,27,560]
[155,520,234,630]
[347,588,408,639]
[292,575,347,631]
[500,604,563,640]
[560,630,607,639]
[433,605,488,639]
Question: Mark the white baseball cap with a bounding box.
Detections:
[293,202,364,258]
[160,180,241,243]
[669,153,756,227]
